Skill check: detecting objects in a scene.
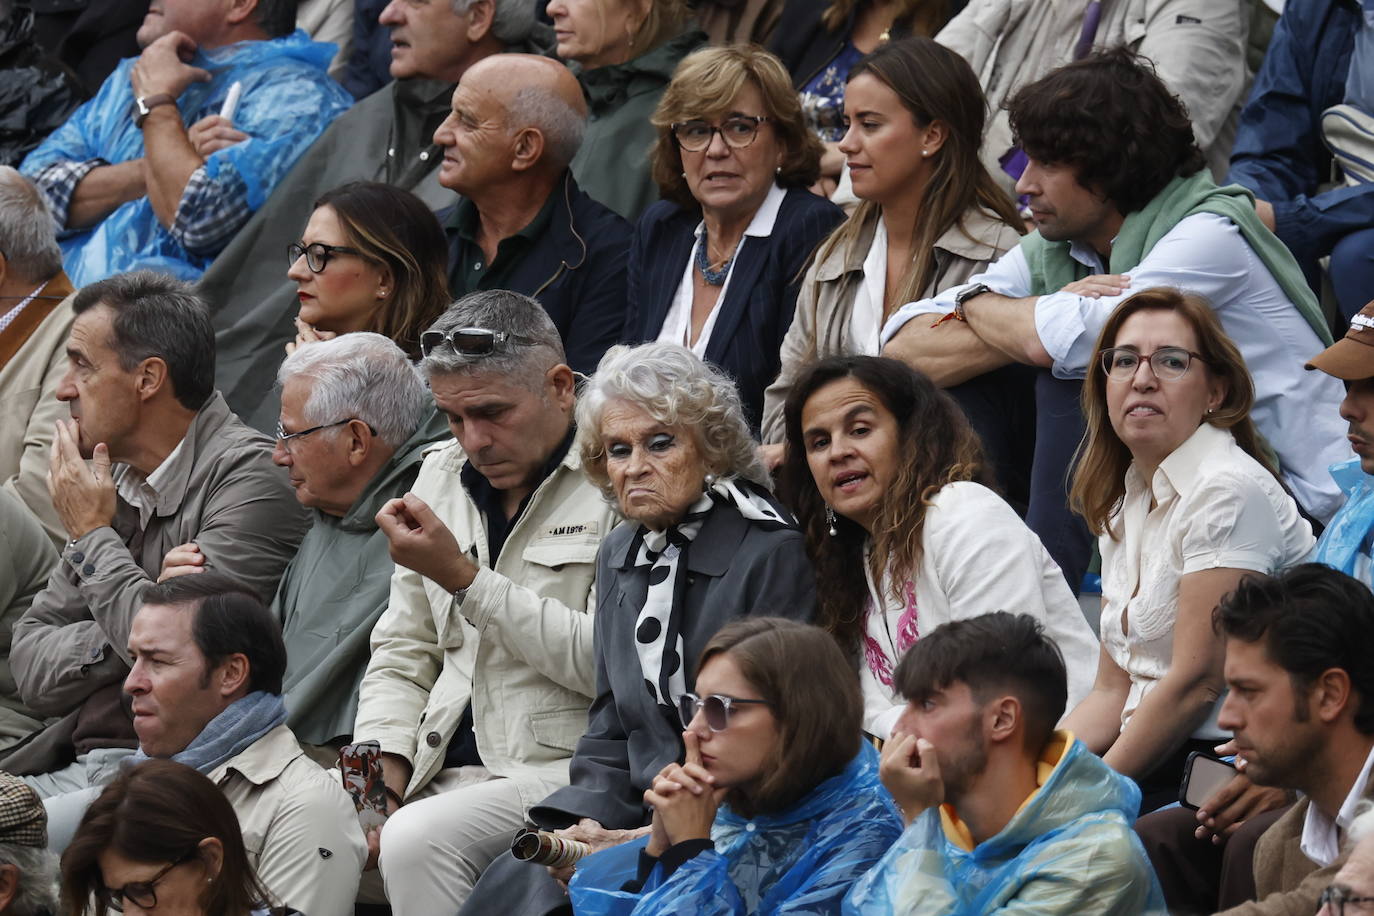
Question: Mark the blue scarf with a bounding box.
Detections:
[130,692,287,774]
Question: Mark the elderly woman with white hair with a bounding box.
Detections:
[503,341,816,899]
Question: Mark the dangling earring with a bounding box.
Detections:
[702,472,717,493]
[825,506,838,537]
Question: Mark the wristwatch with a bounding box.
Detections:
[952,282,993,322]
[133,94,176,128]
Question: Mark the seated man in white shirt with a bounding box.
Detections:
[1206,563,1374,915]
[881,48,1345,593]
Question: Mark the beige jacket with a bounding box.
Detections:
[760,205,1021,442]
[354,438,620,802]
[0,292,74,545]
[211,723,366,916]
[936,0,1249,189]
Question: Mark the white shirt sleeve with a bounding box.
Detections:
[1035,213,1252,379]
[879,245,1034,344]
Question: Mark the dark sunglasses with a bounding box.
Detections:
[678,692,770,732]
[419,327,540,359]
[98,851,196,912]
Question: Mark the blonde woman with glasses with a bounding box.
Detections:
[1062,288,1313,813]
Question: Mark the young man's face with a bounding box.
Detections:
[1015,157,1120,246]
[1217,637,1323,790]
[894,681,990,803]
[1341,377,1374,476]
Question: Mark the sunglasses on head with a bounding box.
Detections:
[677,692,770,732]
[419,327,541,359]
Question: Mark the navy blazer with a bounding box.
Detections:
[626,187,844,432]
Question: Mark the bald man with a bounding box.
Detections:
[436,53,631,374]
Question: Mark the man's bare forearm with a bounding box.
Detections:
[882,318,1015,388]
[140,105,204,229]
[68,160,147,229]
[962,292,1054,368]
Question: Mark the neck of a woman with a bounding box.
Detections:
[701,206,755,266]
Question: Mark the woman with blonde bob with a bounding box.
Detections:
[520,343,815,888]
[568,617,902,914]
[759,36,1022,460]
[627,46,844,432]
[1062,287,1314,811]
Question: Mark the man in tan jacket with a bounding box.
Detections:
[0,165,75,544]
[1208,564,1374,915]
[353,290,619,913]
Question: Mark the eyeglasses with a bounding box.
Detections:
[275,418,376,453]
[1099,346,1208,381]
[1319,884,1374,915]
[98,852,195,912]
[677,692,770,732]
[287,241,365,273]
[419,327,540,359]
[670,116,771,153]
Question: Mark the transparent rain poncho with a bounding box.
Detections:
[570,743,903,916]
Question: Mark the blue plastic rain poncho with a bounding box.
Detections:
[844,734,1167,915]
[20,29,351,286]
[1312,457,1374,585]
[569,743,903,915]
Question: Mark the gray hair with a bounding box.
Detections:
[418,290,565,388]
[453,0,534,46]
[0,167,61,284]
[0,844,58,916]
[506,86,586,169]
[276,332,429,449]
[575,342,768,503]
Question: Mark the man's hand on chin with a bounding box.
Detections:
[48,419,117,540]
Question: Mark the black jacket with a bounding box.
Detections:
[625,187,844,431]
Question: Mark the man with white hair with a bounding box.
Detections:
[161,332,443,754]
[435,53,631,374]
[203,0,552,427]
[353,290,619,912]
[0,166,74,543]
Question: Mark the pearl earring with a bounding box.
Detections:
[921,149,930,157]
[702,472,717,493]
[825,506,838,537]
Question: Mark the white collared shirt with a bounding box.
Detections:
[879,212,1348,522]
[1301,742,1374,868]
[657,182,787,355]
[115,437,187,529]
[1100,424,1314,736]
[846,217,888,356]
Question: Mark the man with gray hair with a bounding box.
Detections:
[352,290,618,912]
[0,166,75,543]
[436,53,630,374]
[203,0,551,428]
[160,332,444,755]
[0,772,57,916]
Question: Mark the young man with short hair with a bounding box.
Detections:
[845,612,1165,914]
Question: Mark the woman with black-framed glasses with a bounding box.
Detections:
[1061,288,1313,812]
[569,617,902,914]
[60,759,296,916]
[627,45,844,434]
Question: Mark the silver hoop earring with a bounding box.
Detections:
[825,506,838,537]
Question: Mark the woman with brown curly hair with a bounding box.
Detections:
[779,355,1097,739]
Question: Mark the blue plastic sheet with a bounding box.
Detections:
[21,28,351,285]
[570,743,903,915]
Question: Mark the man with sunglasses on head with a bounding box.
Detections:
[349,289,618,914]
[434,53,631,376]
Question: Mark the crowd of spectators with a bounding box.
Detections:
[0,0,1373,913]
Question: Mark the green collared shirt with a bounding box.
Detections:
[445,192,557,296]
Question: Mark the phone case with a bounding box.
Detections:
[340,740,388,829]
[1179,751,1237,810]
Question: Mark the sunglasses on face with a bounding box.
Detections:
[98,851,195,912]
[418,327,541,359]
[677,692,771,731]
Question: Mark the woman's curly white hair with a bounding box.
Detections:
[576,342,768,504]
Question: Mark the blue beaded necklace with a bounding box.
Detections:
[695,231,739,286]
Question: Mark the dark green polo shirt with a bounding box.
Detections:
[445,192,557,296]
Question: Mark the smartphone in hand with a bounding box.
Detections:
[1179,752,1237,810]
[340,740,388,830]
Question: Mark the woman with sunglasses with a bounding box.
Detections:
[758,36,1022,466]
[626,46,843,433]
[61,759,294,916]
[1061,288,1313,812]
[286,180,449,360]
[778,354,1099,742]
[502,343,814,900]
[569,617,901,914]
